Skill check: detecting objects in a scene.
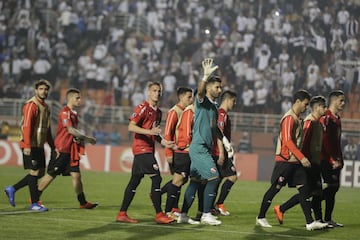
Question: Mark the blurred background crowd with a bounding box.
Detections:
[0,0,360,156]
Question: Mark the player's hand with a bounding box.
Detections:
[161,139,175,149]
[150,126,162,135]
[86,136,96,145]
[23,148,31,155]
[300,157,311,168]
[332,160,343,169]
[217,154,225,166]
[202,58,218,81]
[51,148,60,159]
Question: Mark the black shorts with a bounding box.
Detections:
[23,147,46,170]
[132,153,160,176]
[271,161,307,187]
[306,164,322,193]
[320,160,340,185]
[47,152,80,176]
[172,152,191,178]
[214,156,237,178]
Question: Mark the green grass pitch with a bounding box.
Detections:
[0,166,359,240]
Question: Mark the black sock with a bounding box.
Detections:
[298,186,313,224]
[13,174,31,191]
[280,193,299,213]
[165,184,180,213]
[150,175,162,213]
[77,192,87,205]
[216,180,234,205]
[38,190,43,198]
[161,180,172,195]
[197,182,206,213]
[258,184,280,218]
[312,194,323,221]
[28,175,39,203]
[323,186,338,221]
[174,188,181,209]
[120,175,142,212]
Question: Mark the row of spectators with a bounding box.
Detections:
[0,0,359,115]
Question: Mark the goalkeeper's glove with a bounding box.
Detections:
[202,58,218,82]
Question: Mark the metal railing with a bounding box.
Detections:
[1,98,360,138]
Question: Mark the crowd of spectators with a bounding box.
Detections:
[0,0,360,113]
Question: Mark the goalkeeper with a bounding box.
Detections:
[182,58,231,225]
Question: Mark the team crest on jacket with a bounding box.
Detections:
[210,167,217,173]
[153,164,159,171]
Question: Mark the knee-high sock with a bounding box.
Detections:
[280,193,299,213]
[323,186,338,221]
[258,183,281,218]
[298,185,313,224]
[312,194,323,221]
[120,175,142,212]
[203,178,220,213]
[28,175,39,203]
[13,174,30,191]
[161,180,172,195]
[197,182,205,213]
[182,180,200,213]
[150,175,162,213]
[165,184,180,213]
[216,179,235,205]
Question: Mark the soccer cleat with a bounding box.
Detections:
[116,211,138,223]
[28,198,44,207]
[177,213,200,224]
[201,213,222,226]
[166,211,178,220]
[326,220,343,227]
[155,212,176,224]
[215,203,230,216]
[80,202,98,209]
[29,203,48,211]
[4,186,16,207]
[306,221,328,231]
[256,217,272,227]
[273,205,284,224]
[171,207,181,217]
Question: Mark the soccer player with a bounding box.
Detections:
[255,90,328,230]
[116,81,176,224]
[273,96,327,226]
[4,79,54,211]
[37,88,98,209]
[319,90,345,227]
[175,97,203,225]
[212,90,237,216]
[163,87,193,217]
[182,58,229,226]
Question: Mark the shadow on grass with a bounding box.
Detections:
[242,225,331,240]
[65,219,207,239]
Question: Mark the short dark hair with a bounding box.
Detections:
[206,75,222,85]
[293,89,311,103]
[177,87,193,98]
[34,79,51,90]
[66,88,80,100]
[328,90,344,104]
[309,95,326,108]
[220,90,237,102]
